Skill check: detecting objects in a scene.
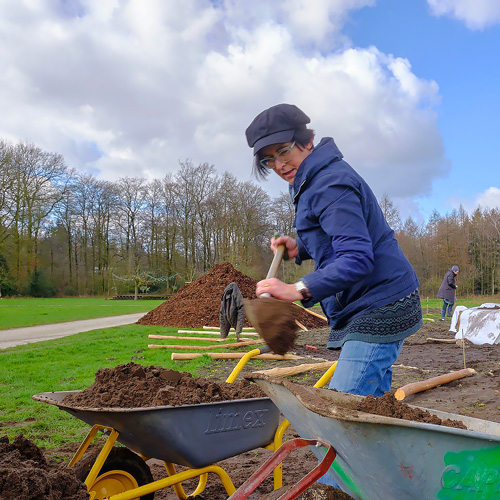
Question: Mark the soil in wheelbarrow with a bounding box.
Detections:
[61,362,268,408]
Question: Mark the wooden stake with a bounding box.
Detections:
[295,320,308,331]
[171,352,304,361]
[291,302,328,321]
[426,337,458,343]
[252,361,334,377]
[148,335,253,342]
[177,330,259,336]
[203,326,255,331]
[148,340,264,350]
[394,368,476,401]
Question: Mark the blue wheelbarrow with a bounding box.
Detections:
[251,374,500,500]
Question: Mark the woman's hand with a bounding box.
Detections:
[256,278,302,301]
[271,235,299,260]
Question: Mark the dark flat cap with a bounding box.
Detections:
[245,103,310,155]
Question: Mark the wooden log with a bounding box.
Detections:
[177,330,259,336]
[291,302,328,321]
[148,340,264,350]
[295,320,308,331]
[203,326,255,331]
[148,335,253,342]
[394,368,476,401]
[171,352,303,361]
[252,361,335,377]
[426,337,458,343]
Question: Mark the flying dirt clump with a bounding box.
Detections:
[137,261,326,330]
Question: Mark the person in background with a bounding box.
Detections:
[437,265,459,321]
[245,103,423,398]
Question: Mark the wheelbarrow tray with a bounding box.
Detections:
[251,375,500,500]
[33,390,279,468]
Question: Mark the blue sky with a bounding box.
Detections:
[0,0,499,223]
[344,0,500,219]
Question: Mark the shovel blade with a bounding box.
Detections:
[243,297,300,355]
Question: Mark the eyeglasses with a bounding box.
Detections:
[259,142,296,169]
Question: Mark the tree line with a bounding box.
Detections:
[0,139,499,299]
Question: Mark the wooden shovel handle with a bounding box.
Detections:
[266,244,285,279]
[259,244,285,299]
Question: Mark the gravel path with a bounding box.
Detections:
[0,313,146,349]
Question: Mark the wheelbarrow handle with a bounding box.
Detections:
[224,345,270,383]
[228,438,336,500]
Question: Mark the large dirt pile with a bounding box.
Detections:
[137,261,326,329]
[0,435,89,500]
[62,362,267,408]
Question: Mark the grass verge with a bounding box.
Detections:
[0,297,165,330]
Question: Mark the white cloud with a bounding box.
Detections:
[427,0,500,30]
[476,187,500,210]
[0,0,446,207]
[449,187,500,214]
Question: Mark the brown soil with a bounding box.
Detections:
[61,362,267,408]
[355,391,467,429]
[3,260,499,500]
[137,262,327,331]
[0,435,89,500]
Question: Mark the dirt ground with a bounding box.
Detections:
[3,317,497,500]
[144,319,499,500]
[2,259,499,499]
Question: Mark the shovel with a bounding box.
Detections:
[243,244,300,355]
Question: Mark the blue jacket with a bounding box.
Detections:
[291,137,419,329]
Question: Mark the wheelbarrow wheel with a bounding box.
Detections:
[74,447,155,500]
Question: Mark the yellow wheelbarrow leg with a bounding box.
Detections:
[164,462,209,499]
[164,462,237,499]
[229,438,336,500]
[265,361,338,491]
[104,464,236,500]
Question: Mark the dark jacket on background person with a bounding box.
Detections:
[291,137,420,330]
[219,282,245,340]
[437,270,457,302]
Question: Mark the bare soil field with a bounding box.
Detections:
[3,318,497,500]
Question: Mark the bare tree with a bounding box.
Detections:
[379,193,401,231]
[115,177,148,275]
[7,141,70,288]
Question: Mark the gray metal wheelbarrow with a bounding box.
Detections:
[251,374,500,500]
[32,349,338,500]
[33,389,281,499]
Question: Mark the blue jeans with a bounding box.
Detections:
[441,299,454,319]
[318,338,405,488]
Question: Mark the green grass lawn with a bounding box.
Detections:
[420,296,498,320]
[0,297,165,330]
